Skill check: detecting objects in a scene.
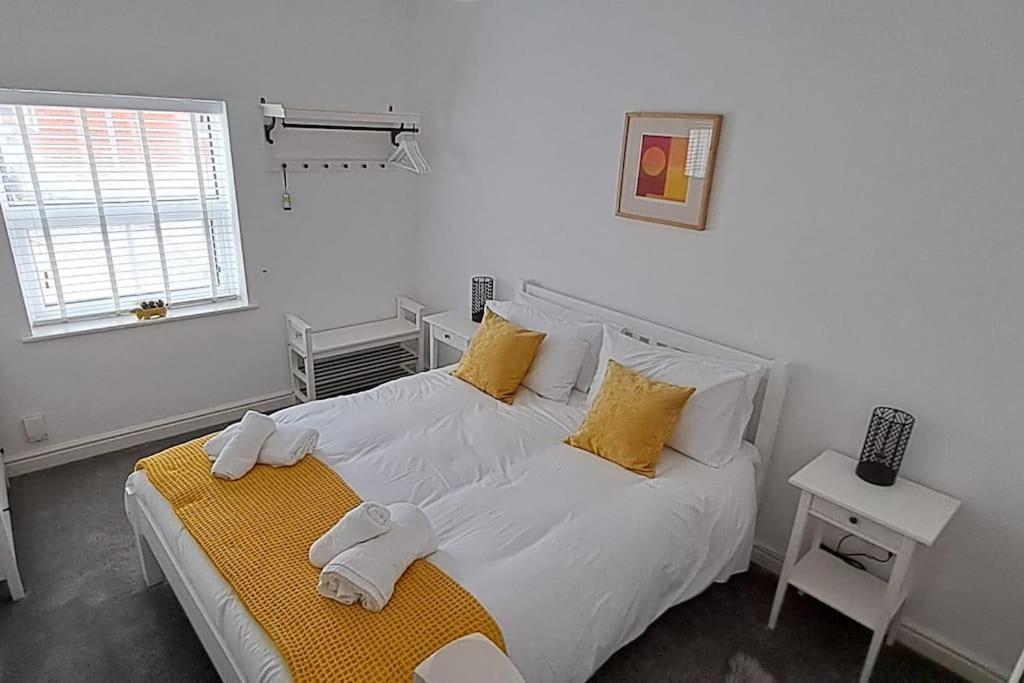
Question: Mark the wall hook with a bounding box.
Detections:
[264,116,278,144]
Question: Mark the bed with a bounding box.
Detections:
[124,281,788,683]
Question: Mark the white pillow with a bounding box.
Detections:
[487,301,591,403]
[588,327,753,467]
[682,351,767,442]
[512,290,612,391]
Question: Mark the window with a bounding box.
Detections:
[0,90,246,331]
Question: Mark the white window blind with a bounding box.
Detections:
[0,90,245,328]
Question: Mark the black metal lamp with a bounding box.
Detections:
[856,407,915,486]
[471,276,494,323]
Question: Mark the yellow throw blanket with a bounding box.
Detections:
[136,436,505,683]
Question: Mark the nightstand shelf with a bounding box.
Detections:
[788,549,890,629]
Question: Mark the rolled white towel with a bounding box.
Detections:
[308,502,392,568]
[211,411,276,480]
[317,503,438,612]
[261,425,318,466]
[205,422,319,467]
[203,427,235,458]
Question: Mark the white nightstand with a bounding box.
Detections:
[0,457,25,601]
[423,311,480,370]
[768,450,960,683]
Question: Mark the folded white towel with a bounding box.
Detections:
[317,503,438,612]
[205,422,318,467]
[211,411,276,480]
[203,426,234,457]
[308,502,392,568]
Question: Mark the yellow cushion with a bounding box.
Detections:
[566,360,696,477]
[452,308,547,404]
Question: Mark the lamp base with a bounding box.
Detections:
[855,461,897,487]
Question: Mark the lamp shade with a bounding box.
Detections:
[471,276,494,323]
[856,407,915,486]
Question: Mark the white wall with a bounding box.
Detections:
[408,0,1024,676]
[0,0,419,458]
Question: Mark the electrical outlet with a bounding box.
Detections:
[22,414,48,443]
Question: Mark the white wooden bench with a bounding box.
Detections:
[286,297,425,402]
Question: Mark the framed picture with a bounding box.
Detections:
[616,112,723,231]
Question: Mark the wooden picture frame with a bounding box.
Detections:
[615,112,723,231]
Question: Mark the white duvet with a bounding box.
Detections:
[125,369,757,683]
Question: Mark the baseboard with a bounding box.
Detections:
[751,542,784,573]
[4,390,295,477]
[896,623,1005,682]
[750,543,1008,683]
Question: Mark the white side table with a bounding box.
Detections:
[768,450,960,682]
[423,311,480,370]
[0,457,25,601]
[414,633,525,683]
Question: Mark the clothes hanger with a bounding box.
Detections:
[388,132,430,174]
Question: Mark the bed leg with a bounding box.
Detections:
[134,526,165,587]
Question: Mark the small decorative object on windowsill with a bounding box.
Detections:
[132,300,167,321]
[856,406,915,486]
[471,276,494,323]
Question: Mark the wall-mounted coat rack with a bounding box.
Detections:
[271,158,393,173]
[260,100,420,146]
[260,99,429,175]
[270,158,396,211]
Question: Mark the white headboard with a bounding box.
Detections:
[519,280,789,497]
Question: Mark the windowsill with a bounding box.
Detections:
[22,300,258,343]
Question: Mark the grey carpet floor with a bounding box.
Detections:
[0,431,963,682]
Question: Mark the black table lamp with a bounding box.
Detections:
[471,276,494,323]
[856,407,915,486]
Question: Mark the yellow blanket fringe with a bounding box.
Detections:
[136,436,505,683]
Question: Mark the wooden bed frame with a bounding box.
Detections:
[125,279,789,682]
